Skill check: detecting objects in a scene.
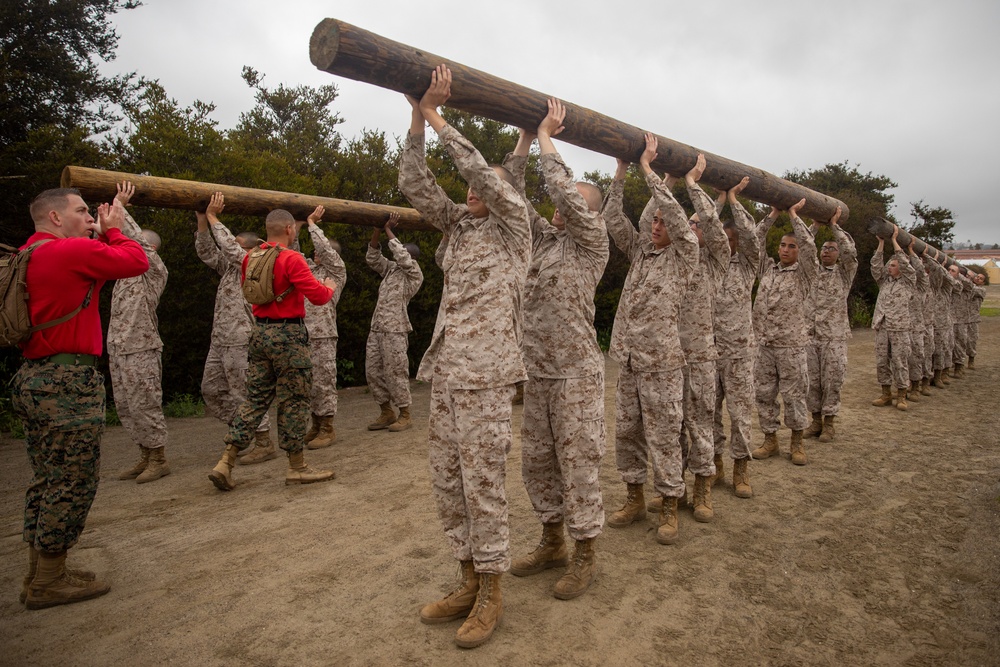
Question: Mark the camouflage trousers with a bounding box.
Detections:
[201,343,269,432]
[225,323,311,453]
[365,331,412,408]
[428,379,514,574]
[108,347,168,450]
[13,360,104,553]
[908,328,926,382]
[875,328,911,389]
[967,322,980,360]
[755,345,809,434]
[952,322,968,366]
[923,324,935,377]
[933,322,953,371]
[614,364,685,499]
[679,361,717,478]
[309,337,338,417]
[714,354,754,460]
[807,339,848,416]
[521,373,606,540]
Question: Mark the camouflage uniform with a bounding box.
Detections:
[195,222,269,432]
[951,275,972,367]
[927,259,958,371]
[107,210,168,452]
[713,199,760,460]
[905,254,929,382]
[605,173,699,499]
[504,151,609,540]
[807,226,858,416]
[920,260,936,378]
[968,283,986,360]
[399,125,530,574]
[754,215,819,433]
[298,225,347,419]
[871,250,916,389]
[365,236,424,409]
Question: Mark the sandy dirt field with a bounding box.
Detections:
[2,299,999,666]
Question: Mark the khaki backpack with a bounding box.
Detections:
[242,244,294,306]
[0,240,93,347]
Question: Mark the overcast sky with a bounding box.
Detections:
[100,0,999,244]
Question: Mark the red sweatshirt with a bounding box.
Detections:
[242,242,334,319]
[19,229,150,359]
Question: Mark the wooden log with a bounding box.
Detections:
[310,18,850,222]
[866,216,967,274]
[60,166,435,231]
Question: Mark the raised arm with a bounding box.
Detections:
[870,237,887,284]
[307,207,347,303]
[789,199,818,284]
[503,128,548,240]
[829,208,857,286]
[602,160,640,258]
[688,171,728,280]
[643,137,698,273]
[727,178,761,267]
[756,207,779,278]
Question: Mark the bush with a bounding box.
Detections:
[164,393,205,418]
[848,294,874,329]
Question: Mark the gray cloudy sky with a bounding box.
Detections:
[101,0,999,244]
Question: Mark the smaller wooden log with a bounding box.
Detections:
[60,166,435,231]
[866,217,967,274]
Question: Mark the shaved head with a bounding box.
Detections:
[236,232,260,250]
[265,209,295,236]
[30,188,80,224]
[141,229,161,251]
[576,182,603,212]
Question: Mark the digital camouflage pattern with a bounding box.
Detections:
[755,345,809,432]
[366,332,412,408]
[927,258,955,370]
[201,343,269,431]
[714,355,754,459]
[907,254,930,381]
[309,337,338,418]
[225,323,311,453]
[195,222,254,347]
[871,250,916,330]
[14,360,104,553]
[812,225,858,342]
[875,329,912,389]
[678,360,717,477]
[108,348,167,449]
[806,340,848,416]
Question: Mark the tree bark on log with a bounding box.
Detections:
[866,216,967,274]
[310,18,850,222]
[60,166,435,231]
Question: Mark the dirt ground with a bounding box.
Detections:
[2,295,999,666]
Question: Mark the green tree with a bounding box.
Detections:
[905,200,955,250]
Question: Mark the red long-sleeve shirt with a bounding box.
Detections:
[242,242,334,318]
[19,229,150,359]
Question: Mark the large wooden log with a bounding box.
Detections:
[866,216,967,274]
[60,166,435,231]
[310,18,850,222]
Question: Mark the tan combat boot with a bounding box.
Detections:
[25,550,110,610]
[920,378,932,395]
[553,537,596,600]
[118,446,150,480]
[307,416,336,449]
[711,453,724,487]
[656,496,680,545]
[804,412,823,438]
[790,429,807,465]
[751,432,779,460]
[240,430,278,465]
[733,458,752,498]
[818,415,836,443]
[692,475,713,522]
[455,573,503,649]
[510,522,568,576]
[941,368,952,385]
[136,446,170,484]
[388,406,412,432]
[304,413,321,444]
[21,545,96,604]
[968,356,975,370]
[607,483,646,527]
[895,389,908,411]
[368,403,396,430]
[285,450,335,485]
[907,381,921,402]
[930,369,943,388]
[209,444,240,491]
[420,560,479,624]
[953,363,965,379]
[871,385,894,407]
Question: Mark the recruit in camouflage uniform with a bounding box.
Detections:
[398,66,531,649]
[927,250,959,386]
[949,267,973,377]
[904,247,930,400]
[805,214,857,442]
[750,199,819,465]
[712,181,760,498]
[15,189,149,609]
[870,231,916,408]
[604,135,700,547]
[194,194,272,459]
[967,276,986,368]
[208,206,337,492]
[365,214,424,433]
[919,255,936,388]
[502,100,610,600]
[108,186,171,484]
[297,219,347,449]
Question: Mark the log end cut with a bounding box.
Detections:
[59,165,74,189]
[309,18,342,71]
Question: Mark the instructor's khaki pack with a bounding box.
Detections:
[0,240,93,347]
[242,243,293,305]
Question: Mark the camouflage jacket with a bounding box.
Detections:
[714,199,760,359]
[367,237,423,333]
[907,253,929,332]
[871,249,916,331]
[296,225,347,340]
[195,222,254,347]
[399,126,530,389]
[754,214,819,347]
[926,259,959,328]
[107,210,168,355]
[812,225,858,341]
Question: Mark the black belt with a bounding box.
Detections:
[255,317,304,325]
[41,353,98,367]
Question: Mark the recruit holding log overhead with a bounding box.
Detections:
[309,18,849,223]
